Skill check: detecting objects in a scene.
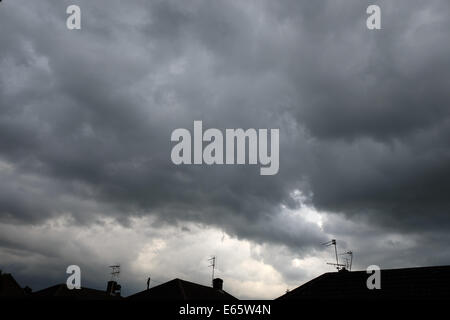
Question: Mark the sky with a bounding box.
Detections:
[1,0,450,299]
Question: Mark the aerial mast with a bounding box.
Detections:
[208,256,216,285]
[109,265,120,281]
[107,265,122,296]
[322,239,346,271]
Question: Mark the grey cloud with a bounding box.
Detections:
[1,0,450,295]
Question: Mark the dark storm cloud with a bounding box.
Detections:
[0,0,315,250]
[1,0,450,267]
[280,0,450,231]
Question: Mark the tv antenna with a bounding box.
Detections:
[107,265,122,296]
[339,251,353,271]
[208,256,216,285]
[322,239,346,271]
[109,265,120,281]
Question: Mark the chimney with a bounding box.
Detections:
[23,286,33,295]
[106,280,121,296]
[212,278,223,291]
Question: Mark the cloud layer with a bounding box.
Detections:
[1,0,450,298]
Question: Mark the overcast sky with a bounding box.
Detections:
[1,0,450,299]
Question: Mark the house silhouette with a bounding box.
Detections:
[32,283,122,300]
[128,278,237,300]
[3,265,450,300]
[0,271,27,297]
[277,265,450,300]
[1,272,237,300]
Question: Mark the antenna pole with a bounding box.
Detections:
[108,265,121,296]
[333,240,339,268]
[349,251,353,271]
[208,256,216,285]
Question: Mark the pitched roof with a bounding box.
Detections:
[128,278,237,300]
[277,265,450,300]
[0,273,25,297]
[33,284,122,300]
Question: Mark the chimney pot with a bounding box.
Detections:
[213,278,223,290]
[106,280,121,296]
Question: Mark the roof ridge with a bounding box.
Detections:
[177,278,213,288]
[279,272,332,299]
[345,265,450,273]
[176,279,187,299]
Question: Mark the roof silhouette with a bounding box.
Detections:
[277,265,450,300]
[128,278,237,300]
[33,284,122,300]
[0,272,26,297]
